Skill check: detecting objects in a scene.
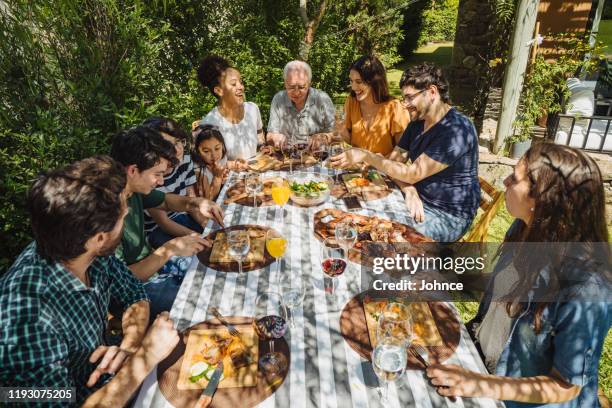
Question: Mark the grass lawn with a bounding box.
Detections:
[597,19,612,56]
[387,42,454,99]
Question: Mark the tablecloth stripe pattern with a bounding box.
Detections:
[135,164,504,408]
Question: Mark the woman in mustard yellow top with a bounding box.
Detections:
[339,55,409,156]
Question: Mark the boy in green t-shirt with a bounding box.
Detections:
[111,126,224,318]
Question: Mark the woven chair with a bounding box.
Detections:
[461,176,504,246]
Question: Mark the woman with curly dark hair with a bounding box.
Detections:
[196,55,265,170]
[426,143,611,407]
[336,55,409,156]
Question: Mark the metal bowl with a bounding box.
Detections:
[288,172,332,207]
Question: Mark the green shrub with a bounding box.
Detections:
[418,0,459,46]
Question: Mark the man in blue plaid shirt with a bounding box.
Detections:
[0,156,179,406]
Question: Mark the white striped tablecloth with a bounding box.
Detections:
[135,164,504,408]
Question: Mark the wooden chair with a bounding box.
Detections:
[461,176,504,246]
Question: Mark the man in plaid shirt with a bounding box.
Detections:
[0,156,179,406]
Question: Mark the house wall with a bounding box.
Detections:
[537,0,594,57]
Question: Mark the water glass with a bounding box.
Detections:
[335,220,357,257]
[227,230,250,273]
[372,336,407,404]
[245,173,262,207]
[280,272,305,327]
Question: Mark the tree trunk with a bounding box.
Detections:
[493,0,540,154]
[298,0,328,61]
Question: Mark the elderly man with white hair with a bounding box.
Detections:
[266,60,336,148]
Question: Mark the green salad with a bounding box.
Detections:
[290,180,328,197]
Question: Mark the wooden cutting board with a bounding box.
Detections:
[363,297,443,348]
[342,172,388,194]
[209,230,266,264]
[157,317,290,408]
[313,208,434,263]
[198,225,276,273]
[247,151,317,172]
[178,327,259,390]
[339,292,461,369]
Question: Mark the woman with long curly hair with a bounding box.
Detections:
[427,143,611,407]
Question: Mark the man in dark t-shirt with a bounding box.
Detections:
[331,63,479,242]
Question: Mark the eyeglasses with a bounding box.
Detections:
[286,85,308,92]
[401,89,426,105]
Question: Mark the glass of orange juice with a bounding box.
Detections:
[271,179,291,221]
[266,229,287,275]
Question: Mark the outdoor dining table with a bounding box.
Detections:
[134,163,504,408]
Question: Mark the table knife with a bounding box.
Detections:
[194,361,223,408]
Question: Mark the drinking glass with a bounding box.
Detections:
[312,143,329,163]
[328,142,345,181]
[376,302,413,347]
[329,142,345,160]
[271,179,291,221]
[289,140,307,173]
[372,336,407,405]
[254,292,288,377]
[320,237,347,295]
[245,172,262,208]
[227,230,250,273]
[334,220,357,260]
[265,229,287,276]
[279,272,305,327]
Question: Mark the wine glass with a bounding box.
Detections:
[245,172,262,208]
[372,336,408,405]
[312,143,329,163]
[254,292,288,377]
[227,230,250,273]
[320,237,347,295]
[288,140,305,173]
[328,142,345,181]
[265,229,286,276]
[376,302,412,347]
[334,220,357,261]
[329,142,345,161]
[279,272,305,327]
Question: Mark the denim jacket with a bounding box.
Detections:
[472,225,612,407]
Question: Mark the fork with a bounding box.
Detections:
[411,343,457,402]
[210,307,240,337]
[409,345,429,368]
[412,343,430,366]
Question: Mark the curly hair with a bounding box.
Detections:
[349,55,391,104]
[197,55,232,98]
[28,156,127,262]
[399,63,451,104]
[110,126,178,171]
